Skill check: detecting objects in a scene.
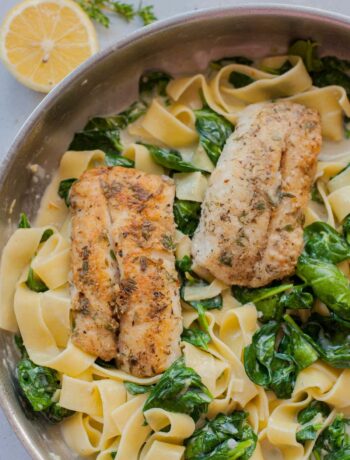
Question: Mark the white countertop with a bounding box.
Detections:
[1,0,350,458]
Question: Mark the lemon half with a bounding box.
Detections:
[0,0,98,93]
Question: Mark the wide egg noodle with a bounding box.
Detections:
[35,149,105,228]
[167,56,350,140]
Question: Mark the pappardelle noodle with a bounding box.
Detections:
[3,39,350,460]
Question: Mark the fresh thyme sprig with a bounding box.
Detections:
[76,0,157,27]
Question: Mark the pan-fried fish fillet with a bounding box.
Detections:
[70,168,119,361]
[70,166,182,376]
[104,168,182,377]
[192,101,322,288]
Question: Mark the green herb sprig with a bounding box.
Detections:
[76,0,157,27]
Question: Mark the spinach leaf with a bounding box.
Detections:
[40,229,54,243]
[173,199,201,237]
[288,39,350,97]
[16,343,72,423]
[243,321,279,388]
[69,116,125,153]
[181,279,223,332]
[176,255,193,274]
[194,107,233,165]
[233,283,312,322]
[244,317,318,399]
[296,254,350,321]
[313,415,350,459]
[311,183,323,204]
[288,39,322,72]
[95,357,116,368]
[296,400,330,444]
[210,56,253,70]
[69,101,145,165]
[181,328,211,350]
[312,69,350,96]
[143,357,212,421]
[139,71,172,99]
[58,178,77,207]
[18,213,31,228]
[282,315,319,370]
[229,72,254,88]
[278,284,314,310]
[141,144,202,172]
[124,382,154,395]
[261,59,293,75]
[302,313,350,368]
[26,268,48,293]
[343,214,350,245]
[184,411,257,460]
[303,221,350,264]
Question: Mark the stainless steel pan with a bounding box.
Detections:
[1,5,350,459]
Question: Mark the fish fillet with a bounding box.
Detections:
[70,166,182,376]
[192,101,322,287]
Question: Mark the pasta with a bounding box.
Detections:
[2,43,350,460]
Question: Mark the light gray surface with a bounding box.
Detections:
[0,1,350,459]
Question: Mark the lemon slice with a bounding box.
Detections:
[0,0,98,93]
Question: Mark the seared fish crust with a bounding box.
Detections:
[70,167,182,376]
[192,101,322,288]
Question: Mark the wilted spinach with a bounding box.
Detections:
[296,254,350,321]
[15,337,72,423]
[69,100,145,166]
[141,144,202,172]
[124,382,155,395]
[181,328,211,351]
[143,357,212,421]
[184,411,257,460]
[233,283,313,322]
[210,56,253,70]
[26,268,48,293]
[229,72,254,88]
[194,107,233,165]
[288,39,350,97]
[303,221,350,264]
[181,279,223,332]
[173,199,201,237]
[139,70,172,101]
[311,183,323,204]
[176,255,193,275]
[58,178,77,207]
[302,313,350,368]
[343,214,350,245]
[244,317,318,399]
[296,400,331,444]
[313,414,350,459]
